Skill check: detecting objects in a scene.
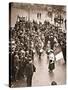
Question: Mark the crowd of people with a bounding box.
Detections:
[9,15,66,87]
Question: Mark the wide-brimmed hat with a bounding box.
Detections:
[21,50,25,53]
[28,57,32,61]
[29,60,32,63]
[50,49,54,53]
[25,57,27,60]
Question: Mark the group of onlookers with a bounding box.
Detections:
[9,15,66,87]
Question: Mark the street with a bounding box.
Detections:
[32,49,66,86]
[11,45,66,87]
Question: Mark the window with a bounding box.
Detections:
[37,13,41,19]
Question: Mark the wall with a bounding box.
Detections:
[11,7,53,27]
[11,6,66,32]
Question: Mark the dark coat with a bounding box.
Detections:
[25,63,36,77]
[48,61,55,70]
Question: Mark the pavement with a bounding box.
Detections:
[32,48,66,86]
[11,45,66,87]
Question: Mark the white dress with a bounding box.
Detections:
[49,53,55,61]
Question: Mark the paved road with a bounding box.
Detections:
[11,46,66,87]
[32,50,66,86]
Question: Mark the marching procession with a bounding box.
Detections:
[9,3,66,87]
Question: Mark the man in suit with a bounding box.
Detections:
[25,60,36,87]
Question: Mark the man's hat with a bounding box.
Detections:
[25,57,27,60]
[29,60,32,63]
[28,57,32,61]
[51,81,57,85]
[50,49,54,53]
